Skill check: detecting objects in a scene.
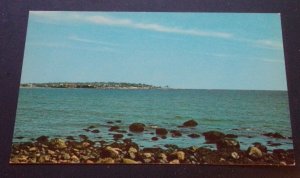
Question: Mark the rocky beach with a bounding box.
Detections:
[10,120,295,165]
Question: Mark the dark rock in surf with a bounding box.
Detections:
[156,128,168,136]
[79,134,88,140]
[113,134,124,140]
[225,134,238,138]
[66,136,75,140]
[109,126,120,132]
[262,132,285,139]
[216,138,240,151]
[36,136,49,143]
[115,120,122,123]
[129,123,145,133]
[107,121,114,124]
[203,131,225,143]
[182,119,198,127]
[88,125,96,129]
[170,130,182,137]
[91,129,100,133]
[151,137,159,141]
[188,133,200,138]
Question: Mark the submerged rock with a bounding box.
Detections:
[182,119,198,127]
[156,128,168,136]
[91,129,100,133]
[151,137,159,141]
[188,133,200,138]
[129,123,145,133]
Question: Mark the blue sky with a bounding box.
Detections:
[21,11,287,90]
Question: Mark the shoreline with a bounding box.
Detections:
[10,120,295,165]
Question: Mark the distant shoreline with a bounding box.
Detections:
[20,82,166,90]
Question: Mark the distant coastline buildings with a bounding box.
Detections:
[20,82,165,90]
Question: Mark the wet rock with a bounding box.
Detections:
[268,142,282,147]
[188,133,200,138]
[161,136,167,139]
[113,134,124,140]
[165,144,179,150]
[170,130,182,137]
[156,128,168,136]
[88,125,97,129]
[66,136,75,140]
[183,119,198,127]
[116,120,122,123]
[216,138,240,151]
[91,129,100,133]
[203,131,225,143]
[79,134,88,140]
[252,142,267,153]
[107,121,114,124]
[129,123,145,133]
[36,136,49,143]
[225,134,238,138]
[123,158,139,164]
[247,146,263,159]
[151,137,159,141]
[15,136,24,139]
[263,132,285,139]
[109,126,120,132]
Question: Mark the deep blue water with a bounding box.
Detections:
[13,88,294,151]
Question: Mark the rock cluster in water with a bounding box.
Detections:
[10,120,294,165]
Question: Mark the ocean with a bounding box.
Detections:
[12,88,294,151]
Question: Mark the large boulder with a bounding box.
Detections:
[216,138,240,151]
[156,128,168,136]
[129,123,145,133]
[183,119,198,127]
[203,131,225,143]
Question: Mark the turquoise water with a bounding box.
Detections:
[13,88,293,151]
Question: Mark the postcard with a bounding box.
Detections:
[10,11,294,165]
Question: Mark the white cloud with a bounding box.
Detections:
[30,11,233,39]
[68,36,117,46]
[30,11,284,51]
[255,39,283,50]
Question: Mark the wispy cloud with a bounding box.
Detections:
[68,36,117,47]
[254,39,283,50]
[30,11,284,51]
[30,11,233,39]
